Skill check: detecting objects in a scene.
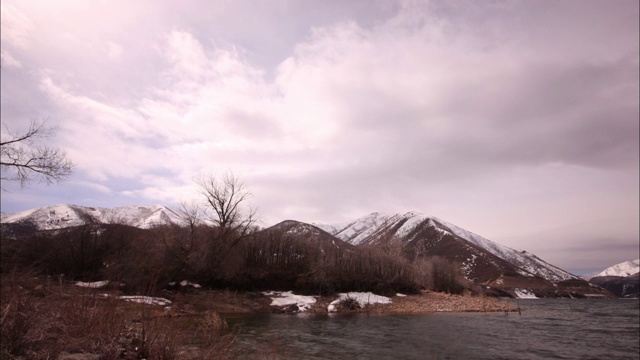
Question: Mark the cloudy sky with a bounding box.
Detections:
[1,0,638,274]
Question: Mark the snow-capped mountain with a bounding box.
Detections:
[1,204,183,230]
[594,259,640,278]
[317,212,579,284]
[586,259,640,298]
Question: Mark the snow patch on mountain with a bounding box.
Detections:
[277,221,325,237]
[1,204,183,230]
[514,289,539,299]
[595,259,640,278]
[328,212,390,245]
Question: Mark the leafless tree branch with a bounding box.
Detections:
[1,120,73,190]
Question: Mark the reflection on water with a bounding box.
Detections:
[227,299,639,360]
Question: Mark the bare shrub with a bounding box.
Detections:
[413,258,435,290]
[428,256,465,294]
[339,297,361,311]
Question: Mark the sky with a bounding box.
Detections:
[1,0,638,275]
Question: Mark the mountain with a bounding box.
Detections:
[316,212,605,297]
[1,204,183,233]
[2,205,607,297]
[263,220,355,250]
[587,259,640,298]
[594,259,640,278]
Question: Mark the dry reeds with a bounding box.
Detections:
[200,311,228,332]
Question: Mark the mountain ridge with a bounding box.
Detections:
[585,258,640,298]
[1,204,183,230]
[315,211,578,283]
[594,259,640,278]
[3,204,601,297]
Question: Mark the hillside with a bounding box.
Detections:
[318,212,576,281]
[315,212,607,297]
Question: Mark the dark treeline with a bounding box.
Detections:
[0,221,475,296]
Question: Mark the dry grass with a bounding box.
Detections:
[368,291,517,314]
[0,271,238,359]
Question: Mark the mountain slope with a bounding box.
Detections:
[262,220,355,250]
[594,259,640,278]
[589,274,639,298]
[1,204,183,231]
[318,212,578,285]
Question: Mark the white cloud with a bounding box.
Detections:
[0,49,22,68]
[106,41,123,60]
[0,3,33,48]
[164,30,208,77]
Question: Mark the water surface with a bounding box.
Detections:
[228,299,639,359]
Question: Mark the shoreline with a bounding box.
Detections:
[305,291,518,315]
[162,288,518,316]
[1,273,517,318]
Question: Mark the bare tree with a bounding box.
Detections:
[1,120,73,190]
[178,200,204,235]
[197,173,257,244]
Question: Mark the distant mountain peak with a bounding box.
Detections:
[595,259,640,278]
[1,204,183,230]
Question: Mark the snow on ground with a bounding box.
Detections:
[168,280,202,288]
[75,280,172,305]
[514,289,539,299]
[117,296,172,306]
[263,291,316,312]
[75,280,110,288]
[327,292,392,312]
[94,293,172,306]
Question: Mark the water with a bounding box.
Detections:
[228,299,639,359]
